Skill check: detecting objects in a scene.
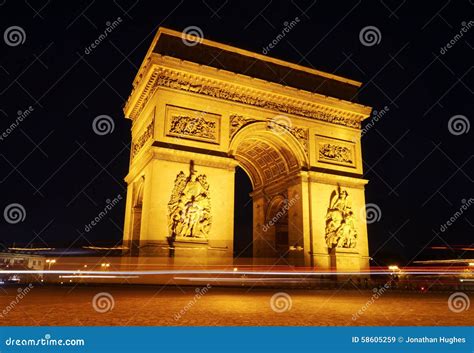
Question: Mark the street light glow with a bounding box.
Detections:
[46,259,57,271]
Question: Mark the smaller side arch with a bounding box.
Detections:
[265,194,289,223]
[130,176,145,255]
[133,176,145,208]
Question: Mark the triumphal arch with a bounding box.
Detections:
[122,28,372,271]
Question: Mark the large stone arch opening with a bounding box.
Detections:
[229,122,309,265]
[232,166,253,259]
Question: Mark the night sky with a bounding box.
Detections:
[0,0,472,266]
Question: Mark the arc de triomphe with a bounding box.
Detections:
[122,28,372,272]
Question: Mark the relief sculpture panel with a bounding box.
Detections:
[166,105,220,144]
[316,135,356,168]
[168,162,212,241]
[325,186,358,250]
[319,143,353,164]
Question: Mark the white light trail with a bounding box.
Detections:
[0,270,469,276]
[59,275,139,279]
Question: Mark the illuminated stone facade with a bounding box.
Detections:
[122,28,372,271]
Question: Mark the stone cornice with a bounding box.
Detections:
[124,56,371,129]
[306,171,369,188]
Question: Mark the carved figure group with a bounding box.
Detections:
[325,187,358,249]
[168,163,211,239]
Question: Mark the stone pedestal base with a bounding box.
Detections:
[170,238,233,266]
[173,238,208,258]
[330,247,360,272]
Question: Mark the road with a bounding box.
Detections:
[0,285,471,326]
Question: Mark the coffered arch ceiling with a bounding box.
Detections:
[231,126,304,190]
